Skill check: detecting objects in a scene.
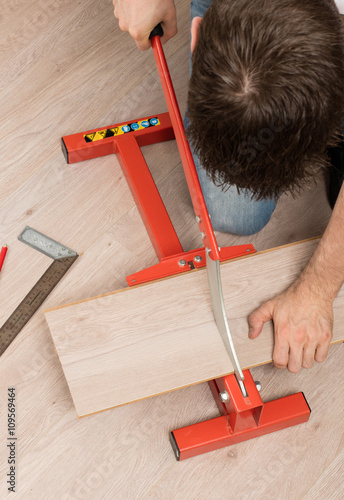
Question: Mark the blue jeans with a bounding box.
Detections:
[188,0,277,235]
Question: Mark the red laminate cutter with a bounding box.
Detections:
[61,31,311,460]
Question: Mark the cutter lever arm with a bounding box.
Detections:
[150,29,246,388]
[150,34,220,261]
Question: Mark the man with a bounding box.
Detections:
[113,0,344,373]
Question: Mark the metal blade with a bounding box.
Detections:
[206,250,247,395]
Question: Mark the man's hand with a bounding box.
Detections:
[248,280,333,373]
[113,0,177,50]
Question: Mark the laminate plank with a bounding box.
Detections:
[45,238,344,417]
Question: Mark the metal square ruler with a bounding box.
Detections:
[0,227,78,356]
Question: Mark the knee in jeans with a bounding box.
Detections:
[209,206,274,236]
[240,211,273,235]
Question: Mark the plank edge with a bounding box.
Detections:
[44,237,320,315]
[75,338,343,417]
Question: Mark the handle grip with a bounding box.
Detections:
[149,23,164,39]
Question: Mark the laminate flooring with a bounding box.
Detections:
[45,239,344,416]
[0,1,343,498]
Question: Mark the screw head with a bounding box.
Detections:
[194,255,202,263]
[178,259,187,267]
[255,381,262,392]
[201,232,206,239]
[219,390,230,403]
[196,216,201,223]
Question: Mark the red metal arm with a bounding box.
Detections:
[116,134,184,260]
[151,36,220,261]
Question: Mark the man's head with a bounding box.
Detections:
[186,0,344,200]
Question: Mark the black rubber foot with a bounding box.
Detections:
[170,432,180,461]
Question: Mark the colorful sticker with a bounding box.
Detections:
[84,117,160,142]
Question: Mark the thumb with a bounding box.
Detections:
[248,300,274,339]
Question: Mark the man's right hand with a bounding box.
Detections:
[113,0,177,51]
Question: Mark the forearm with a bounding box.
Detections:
[299,12,344,298]
[297,182,344,301]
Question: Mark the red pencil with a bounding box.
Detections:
[0,245,8,272]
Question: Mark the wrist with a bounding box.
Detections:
[294,263,339,304]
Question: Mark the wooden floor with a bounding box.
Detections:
[0,1,343,498]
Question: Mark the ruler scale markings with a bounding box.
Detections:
[0,228,78,357]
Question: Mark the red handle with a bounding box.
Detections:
[150,36,220,260]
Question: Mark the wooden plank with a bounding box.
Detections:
[45,238,344,417]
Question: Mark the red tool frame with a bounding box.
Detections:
[172,371,310,460]
[62,111,256,284]
[61,38,311,460]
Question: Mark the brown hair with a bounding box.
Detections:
[187,0,344,200]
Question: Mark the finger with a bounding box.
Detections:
[272,335,290,369]
[287,343,303,373]
[191,16,202,53]
[314,340,331,363]
[160,11,178,45]
[301,333,321,368]
[248,300,274,339]
[160,26,177,46]
[126,25,151,50]
[119,19,129,32]
[135,35,152,51]
[301,343,317,369]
